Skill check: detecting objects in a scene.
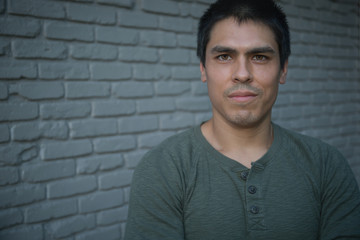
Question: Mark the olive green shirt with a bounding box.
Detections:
[125,123,360,240]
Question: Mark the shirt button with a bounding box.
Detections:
[248,185,257,194]
[250,206,259,214]
[240,171,249,180]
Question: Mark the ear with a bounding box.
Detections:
[200,62,207,83]
[279,60,288,84]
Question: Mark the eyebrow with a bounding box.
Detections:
[210,45,276,55]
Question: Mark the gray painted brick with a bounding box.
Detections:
[160,113,194,130]
[113,81,154,98]
[91,62,132,81]
[41,140,92,160]
[41,102,91,120]
[133,64,171,81]
[96,26,138,45]
[22,160,75,183]
[92,100,135,117]
[66,82,110,99]
[160,48,190,64]
[79,189,124,213]
[0,124,10,143]
[97,206,128,225]
[172,66,200,80]
[9,0,65,19]
[0,143,38,165]
[12,122,42,141]
[40,122,69,140]
[123,150,146,169]
[77,154,124,174]
[190,3,209,18]
[0,167,19,186]
[48,176,97,199]
[0,208,23,229]
[140,30,176,47]
[39,62,89,80]
[123,186,131,203]
[192,81,208,95]
[0,103,38,122]
[71,44,117,60]
[45,22,93,42]
[139,131,175,148]
[0,17,40,37]
[75,225,121,240]
[25,199,77,223]
[93,135,136,153]
[119,46,158,63]
[137,98,176,113]
[70,119,118,138]
[0,82,7,99]
[176,96,211,111]
[99,169,133,190]
[119,11,158,28]
[0,0,4,13]
[97,0,133,8]
[12,40,67,60]
[155,81,191,96]
[159,16,194,33]
[177,34,197,48]
[0,225,42,240]
[142,0,180,15]
[0,185,45,208]
[67,3,116,25]
[0,61,37,79]
[118,115,158,133]
[45,215,96,239]
[13,82,64,100]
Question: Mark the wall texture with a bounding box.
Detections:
[0,0,359,239]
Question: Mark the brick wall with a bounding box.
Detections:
[0,0,359,239]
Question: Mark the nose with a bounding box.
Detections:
[232,58,252,83]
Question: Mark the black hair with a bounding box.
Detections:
[197,0,291,69]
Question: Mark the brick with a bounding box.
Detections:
[41,102,91,120]
[160,48,190,64]
[155,81,191,96]
[39,62,89,80]
[140,30,176,47]
[9,0,65,19]
[0,61,37,79]
[41,140,92,160]
[172,66,200,80]
[93,135,136,154]
[92,100,135,117]
[0,124,10,143]
[22,160,75,183]
[66,82,110,99]
[12,40,67,60]
[139,131,175,148]
[196,112,212,125]
[177,34,196,48]
[45,215,96,239]
[70,119,118,138]
[0,225,42,240]
[0,17,40,37]
[0,0,4,13]
[159,16,194,33]
[79,189,124,213]
[142,0,180,15]
[192,81,208,95]
[118,115,158,133]
[25,199,77,223]
[76,225,122,240]
[113,81,154,98]
[12,122,41,141]
[77,154,124,174]
[176,96,211,111]
[40,122,69,140]
[190,3,209,18]
[0,167,19,186]
[71,43,117,60]
[0,185,45,208]
[13,82,64,100]
[119,10,157,28]
[67,3,116,24]
[91,63,132,81]
[0,103,38,122]
[0,143,38,165]
[0,208,23,229]
[97,206,128,225]
[133,64,171,81]
[123,186,131,203]
[99,169,133,190]
[119,46,158,63]
[124,150,146,168]
[160,113,194,130]
[97,0,133,8]
[46,22,94,42]
[96,26,138,45]
[137,98,176,113]
[48,176,97,199]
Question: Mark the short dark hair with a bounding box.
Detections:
[197,0,291,69]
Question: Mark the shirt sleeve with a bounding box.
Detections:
[319,148,360,239]
[124,150,185,240]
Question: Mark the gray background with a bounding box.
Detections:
[0,0,359,239]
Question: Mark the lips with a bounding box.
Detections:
[228,90,258,102]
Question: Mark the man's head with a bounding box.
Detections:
[197,0,290,69]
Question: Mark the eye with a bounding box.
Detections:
[252,55,268,62]
[217,54,232,62]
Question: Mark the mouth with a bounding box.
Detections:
[227,90,258,103]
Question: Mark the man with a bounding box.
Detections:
[124,0,360,239]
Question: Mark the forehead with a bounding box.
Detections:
[207,18,279,53]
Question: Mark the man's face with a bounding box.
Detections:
[200,18,288,128]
